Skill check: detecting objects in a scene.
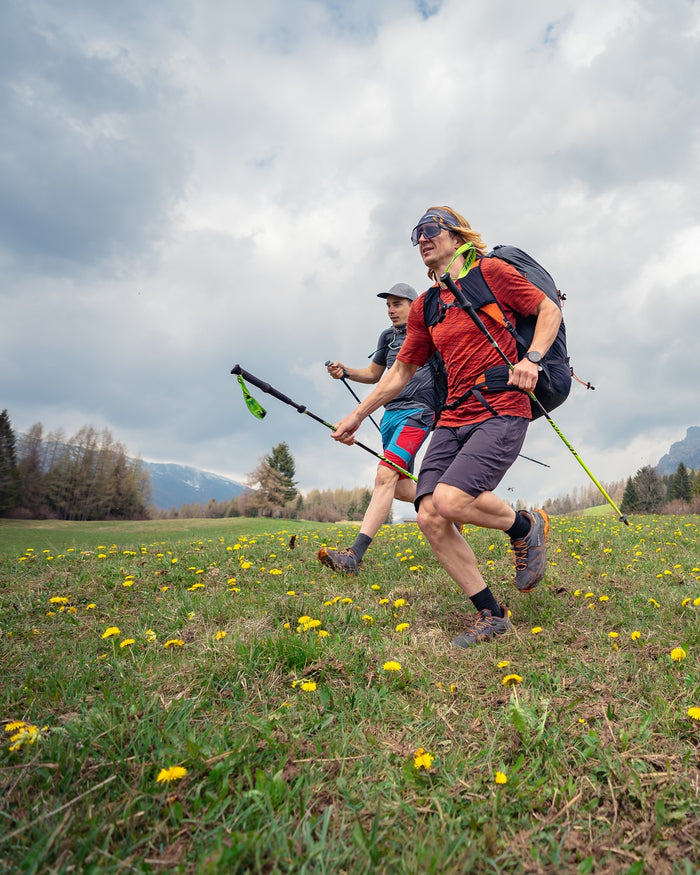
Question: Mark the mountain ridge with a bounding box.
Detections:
[656,426,700,475]
[141,461,248,510]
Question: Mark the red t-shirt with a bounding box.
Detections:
[398,257,545,426]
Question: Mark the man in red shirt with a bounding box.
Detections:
[331,206,562,647]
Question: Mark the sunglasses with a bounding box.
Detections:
[410,221,445,246]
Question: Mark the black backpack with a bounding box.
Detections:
[423,245,581,420]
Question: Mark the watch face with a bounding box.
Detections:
[527,351,542,364]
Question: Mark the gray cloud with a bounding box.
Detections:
[2,0,699,513]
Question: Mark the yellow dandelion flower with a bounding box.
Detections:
[682,598,691,606]
[649,598,660,607]
[156,766,187,783]
[300,681,317,692]
[5,721,26,733]
[215,631,226,640]
[269,569,283,575]
[608,632,619,639]
[573,590,581,597]
[670,647,687,662]
[379,598,389,604]
[497,660,510,669]
[317,630,329,638]
[531,627,542,634]
[101,627,120,639]
[240,561,252,570]
[631,630,641,640]
[599,595,609,602]
[371,584,381,591]
[502,674,523,686]
[164,639,184,648]
[395,623,410,632]
[119,639,135,648]
[341,598,353,604]
[494,771,508,785]
[394,598,407,607]
[362,615,374,624]
[145,629,156,642]
[694,597,700,606]
[49,596,69,604]
[688,707,700,721]
[383,661,402,672]
[187,583,205,591]
[286,590,296,596]
[414,748,434,770]
[584,592,594,599]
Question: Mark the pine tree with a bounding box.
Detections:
[668,462,692,502]
[266,442,297,501]
[247,455,291,514]
[0,410,21,515]
[632,466,666,513]
[620,477,638,515]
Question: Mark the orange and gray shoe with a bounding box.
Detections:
[317,546,360,576]
[510,508,549,592]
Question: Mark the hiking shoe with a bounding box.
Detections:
[317,547,359,576]
[452,606,512,648]
[511,508,550,592]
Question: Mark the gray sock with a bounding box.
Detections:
[350,533,372,562]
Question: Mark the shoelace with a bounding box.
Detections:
[511,539,529,569]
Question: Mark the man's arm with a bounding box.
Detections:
[507,296,562,392]
[332,359,418,444]
[326,361,385,384]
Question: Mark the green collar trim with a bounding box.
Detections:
[445,242,477,280]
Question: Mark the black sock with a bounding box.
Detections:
[506,511,530,541]
[350,533,372,562]
[470,587,503,617]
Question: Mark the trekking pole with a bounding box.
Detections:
[439,273,628,525]
[231,365,417,482]
[324,360,382,435]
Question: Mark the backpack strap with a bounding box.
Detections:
[443,365,525,417]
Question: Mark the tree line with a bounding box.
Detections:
[619,463,700,515]
[0,411,151,521]
[542,464,700,518]
[2,408,698,523]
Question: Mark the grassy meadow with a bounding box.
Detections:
[1,512,699,874]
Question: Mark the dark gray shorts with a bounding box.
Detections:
[415,416,528,509]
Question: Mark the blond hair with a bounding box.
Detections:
[424,205,488,282]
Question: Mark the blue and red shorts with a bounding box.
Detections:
[380,407,434,479]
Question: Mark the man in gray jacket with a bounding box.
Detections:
[318,283,440,575]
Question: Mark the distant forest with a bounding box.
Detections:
[0,413,151,521]
[2,411,699,523]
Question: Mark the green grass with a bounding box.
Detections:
[1,514,699,874]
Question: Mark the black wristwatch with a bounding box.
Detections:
[525,350,542,364]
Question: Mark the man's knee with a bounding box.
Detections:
[374,464,400,490]
[432,483,476,522]
[416,494,440,532]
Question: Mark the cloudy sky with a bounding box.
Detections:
[2,0,699,514]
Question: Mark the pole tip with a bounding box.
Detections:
[231,364,241,375]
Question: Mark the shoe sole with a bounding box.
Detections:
[452,620,513,648]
